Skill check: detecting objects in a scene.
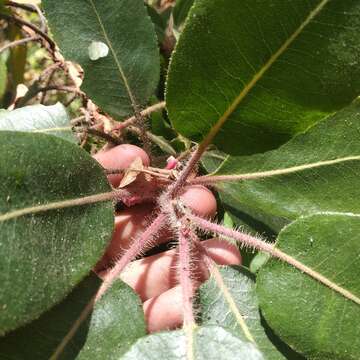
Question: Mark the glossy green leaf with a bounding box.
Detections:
[0,273,101,359]
[122,325,264,360]
[43,0,160,118]
[199,266,284,359]
[0,103,76,142]
[213,102,360,227]
[167,0,360,155]
[77,280,146,359]
[257,213,360,359]
[0,132,114,334]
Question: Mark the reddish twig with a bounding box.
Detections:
[5,1,37,13]
[111,101,166,132]
[0,35,39,54]
[178,219,196,326]
[96,212,168,300]
[84,128,122,145]
[0,12,56,50]
[188,212,360,306]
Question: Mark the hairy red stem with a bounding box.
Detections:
[178,220,196,326]
[188,213,360,306]
[167,147,203,198]
[96,212,168,300]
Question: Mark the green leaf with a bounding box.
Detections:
[199,266,284,359]
[222,212,234,229]
[0,132,114,334]
[122,325,264,360]
[0,273,101,359]
[257,213,360,359]
[213,101,360,226]
[146,4,169,44]
[250,252,271,274]
[43,0,160,118]
[167,0,360,155]
[0,276,145,360]
[173,0,194,28]
[77,280,146,360]
[0,103,76,142]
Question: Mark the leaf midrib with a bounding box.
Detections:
[0,191,115,222]
[33,126,72,133]
[89,0,137,111]
[214,155,360,180]
[210,265,256,344]
[199,0,330,151]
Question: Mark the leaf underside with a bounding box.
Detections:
[0,103,76,142]
[200,266,285,359]
[257,213,360,359]
[122,325,264,360]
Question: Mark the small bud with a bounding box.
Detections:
[166,156,178,170]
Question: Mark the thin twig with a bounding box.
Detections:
[7,1,48,32]
[111,101,166,132]
[39,85,84,95]
[0,35,39,54]
[70,116,86,126]
[104,166,172,180]
[33,4,47,32]
[0,12,56,50]
[39,65,59,104]
[127,125,177,156]
[16,85,85,107]
[63,93,79,107]
[166,147,202,198]
[5,1,37,12]
[81,128,122,145]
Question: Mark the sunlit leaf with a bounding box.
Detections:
[212,102,360,231]
[167,0,360,155]
[0,103,76,142]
